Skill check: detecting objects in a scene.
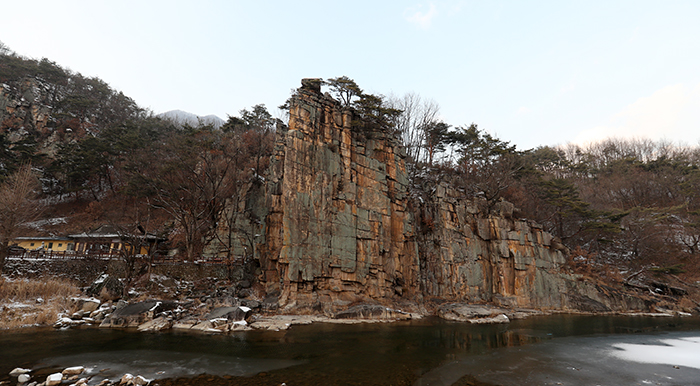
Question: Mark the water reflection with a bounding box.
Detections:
[1,315,699,386]
[431,326,542,352]
[40,350,305,380]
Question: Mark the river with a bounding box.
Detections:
[2,315,700,386]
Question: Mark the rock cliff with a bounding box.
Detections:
[416,184,647,311]
[216,79,648,314]
[0,78,56,151]
[258,79,420,312]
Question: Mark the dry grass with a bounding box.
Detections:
[0,277,78,300]
[0,277,81,329]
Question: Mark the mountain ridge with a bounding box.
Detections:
[156,109,224,129]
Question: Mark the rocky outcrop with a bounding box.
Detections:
[173,305,253,333]
[436,303,545,324]
[212,79,651,315]
[418,185,567,308]
[99,300,177,328]
[0,79,52,135]
[0,77,74,158]
[416,184,648,312]
[257,79,419,312]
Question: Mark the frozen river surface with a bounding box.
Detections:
[417,331,700,385]
[2,315,700,386]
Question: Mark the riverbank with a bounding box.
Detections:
[0,277,80,329]
[1,273,694,334]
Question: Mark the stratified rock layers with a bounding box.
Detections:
[417,185,567,308]
[227,80,646,313]
[260,83,419,311]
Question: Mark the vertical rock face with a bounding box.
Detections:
[260,81,419,311]
[217,79,646,313]
[417,184,571,308]
[1,79,52,139]
[1,78,84,157]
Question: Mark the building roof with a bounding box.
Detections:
[68,224,121,238]
[68,224,163,241]
[14,236,72,241]
[17,225,165,242]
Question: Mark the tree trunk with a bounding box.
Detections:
[0,241,8,273]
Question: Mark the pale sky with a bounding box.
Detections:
[1,0,699,150]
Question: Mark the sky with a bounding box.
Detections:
[1,0,699,150]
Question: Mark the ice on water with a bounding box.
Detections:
[415,332,700,386]
[610,336,700,369]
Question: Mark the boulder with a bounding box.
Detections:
[137,316,172,332]
[209,318,231,332]
[191,321,218,332]
[74,378,89,386]
[100,300,176,328]
[87,274,124,300]
[120,373,134,385]
[18,373,31,383]
[81,299,101,313]
[62,366,84,376]
[204,306,251,322]
[230,320,249,331]
[90,302,114,321]
[71,297,101,313]
[45,373,63,386]
[437,303,511,324]
[132,375,150,385]
[9,368,31,376]
[240,299,260,309]
[71,310,87,319]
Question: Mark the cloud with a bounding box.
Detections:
[404,3,438,29]
[517,106,531,115]
[573,82,700,145]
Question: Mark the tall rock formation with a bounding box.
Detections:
[215,79,648,314]
[259,79,420,312]
[415,184,645,311]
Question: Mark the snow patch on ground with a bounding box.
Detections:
[610,336,700,369]
[5,302,33,309]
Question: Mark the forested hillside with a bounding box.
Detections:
[1,46,699,287]
[0,45,276,266]
[0,47,142,172]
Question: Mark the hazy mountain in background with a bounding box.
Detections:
[157,110,224,129]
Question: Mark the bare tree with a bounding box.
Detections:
[208,138,257,271]
[105,199,168,297]
[135,130,240,261]
[0,165,42,270]
[387,92,441,167]
[0,40,11,56]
